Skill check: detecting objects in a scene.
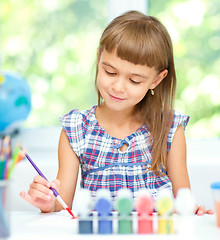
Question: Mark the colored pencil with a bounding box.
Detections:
[18,145,76,218]
[0,138,5,179]
[0,157,4,180]
[0,136,11,180]
[7,146,21,178]
[4,136,11,179]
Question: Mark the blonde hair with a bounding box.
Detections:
[95,11,176,174]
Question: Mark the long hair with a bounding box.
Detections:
[95,11,176,174]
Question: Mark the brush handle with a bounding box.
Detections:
[19,146,75,218]
[50,187,59,198]
[56,195,68,209]
[20,147,59,197]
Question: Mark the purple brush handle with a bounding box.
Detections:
[21,147,59,197]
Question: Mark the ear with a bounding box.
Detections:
[150,69,168,89]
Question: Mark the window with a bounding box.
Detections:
[1,0,107,126]
[1,0,219,138]
[149,0,220,138]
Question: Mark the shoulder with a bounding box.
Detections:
[171,110,190,131]
[167,110,190,151]
[59,106,97,150]
[60,106,97,127]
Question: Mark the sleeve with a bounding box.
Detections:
[59,109,84,157]
[167,111,190,152]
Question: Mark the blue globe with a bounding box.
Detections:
[0,72,31,135]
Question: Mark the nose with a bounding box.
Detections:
[112,77,125,92]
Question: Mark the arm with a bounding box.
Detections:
[55,128,80,211]
[167,124,190,197]
[20,129,79,212]
[167,125,213,215]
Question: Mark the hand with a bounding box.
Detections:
[20,175,60,213]
[195,205,214,216]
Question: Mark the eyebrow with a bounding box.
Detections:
[102,61,148,79]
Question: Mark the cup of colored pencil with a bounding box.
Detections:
[0,136,24,180]
[0,180,10,237]
[0,136,24,237]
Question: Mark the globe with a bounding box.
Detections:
[0,72,31,136]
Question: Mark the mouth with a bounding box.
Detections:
[109,94,125,102]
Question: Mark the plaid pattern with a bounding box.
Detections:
[60,106,189,200]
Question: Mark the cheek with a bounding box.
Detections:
[97,71,108,90]
[97,73,103,89]
[131,87,148,102]
[138,90,148,100]
[132,85,149,96]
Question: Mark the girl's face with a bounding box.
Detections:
[97,49,167,113]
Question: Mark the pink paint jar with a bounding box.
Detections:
[211,182,220,228]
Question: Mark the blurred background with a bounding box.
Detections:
[0,0,219,212]
[0,0,220,138]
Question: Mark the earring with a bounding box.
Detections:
[150,89,154,96]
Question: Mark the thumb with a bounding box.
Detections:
[20,191,36,205]
[50,179,60,191]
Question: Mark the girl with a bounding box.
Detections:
[20,11,213,215]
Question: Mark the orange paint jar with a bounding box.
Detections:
[211,182,220,228]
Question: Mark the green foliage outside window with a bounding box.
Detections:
[1,0,220,138]
[1,0,106,126]
[149,0,220,138]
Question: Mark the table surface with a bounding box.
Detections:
[5,211,220,240]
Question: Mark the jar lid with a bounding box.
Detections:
[211,182,220,189]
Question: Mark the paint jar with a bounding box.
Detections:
[95,189,113,234]
[211,182,220,228]
[115,188,133,234]
[76,189,93,234]
[0,180,10,237]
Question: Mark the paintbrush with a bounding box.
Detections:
[18,145,76,218]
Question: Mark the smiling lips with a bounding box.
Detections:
[109,93,125,102]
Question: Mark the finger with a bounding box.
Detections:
[33,175,50,187]
[28,188,53,201]
[20,191,37,205]
[50,179,60,189]
[30,182,53,196]
[206,209,214,215]
[196,205,206,215]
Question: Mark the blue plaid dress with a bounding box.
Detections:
[60,106,189,200]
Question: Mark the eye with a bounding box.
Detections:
[105,69,116,76]
[129,78,140,84]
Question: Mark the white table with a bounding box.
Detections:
[5,211,220,240]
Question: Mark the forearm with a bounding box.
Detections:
[166,125,190,197]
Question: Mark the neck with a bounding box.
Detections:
[95,103,142,139]
[97,103,135,125]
